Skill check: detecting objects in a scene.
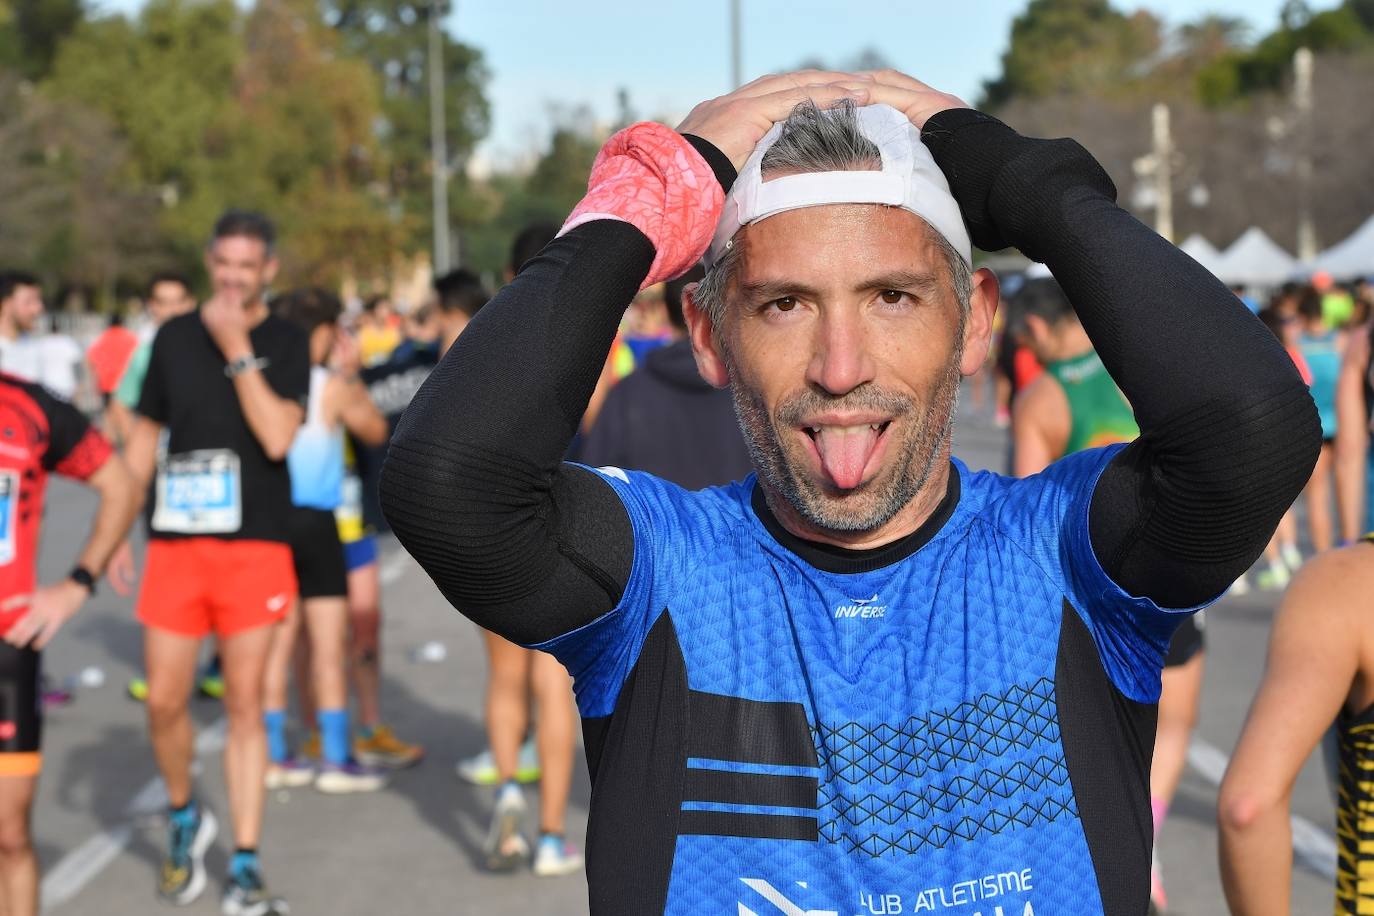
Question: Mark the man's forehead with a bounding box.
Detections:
[211,235,270,260]
[734,205,948,285]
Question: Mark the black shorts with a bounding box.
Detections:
[1164,612,1205,668]
[287,507,348,599]
[0,641,42,774]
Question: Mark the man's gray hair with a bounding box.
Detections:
[693,99,972,328]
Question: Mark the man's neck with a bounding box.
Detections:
[759,449,953,552]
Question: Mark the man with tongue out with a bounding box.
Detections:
[383,70,1318,916]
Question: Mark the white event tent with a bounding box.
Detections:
[1212,228,1299,286]
[1308,214,1374,279]
[1178,234,1224,276]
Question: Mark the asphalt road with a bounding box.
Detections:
[28,396,1334,915]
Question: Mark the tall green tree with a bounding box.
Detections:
[458,107,601,276]
[0,75,162,293]
[49,0,241,216]
[981,0,1162,108]
[47,0,399,286]
[217,0,399,284]
[1196,0,1373,105]
[326,0,489,253]
[0,0,83,79]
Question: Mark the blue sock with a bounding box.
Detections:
[229,848,258,881]
[169,800,198,827]
[263,709,288,763]
[317,708,350,765]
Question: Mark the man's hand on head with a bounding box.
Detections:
[201,293,254,362]
[854,70,970,129]
[676,71,872,171]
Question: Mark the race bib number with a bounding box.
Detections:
[0,471,17,565]
[153,450,242,534]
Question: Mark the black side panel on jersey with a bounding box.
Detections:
[583,611,689,916]
[1055,600,1156,915]
[0,642,41,754]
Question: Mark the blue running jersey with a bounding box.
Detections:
[540,446,1204,916]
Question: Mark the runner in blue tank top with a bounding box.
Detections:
[266,288,390,795]
[383,71,1319,915]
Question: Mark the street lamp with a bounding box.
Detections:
[730,0,742,88]
[1293,47,1316,261]
[429,0,451,273]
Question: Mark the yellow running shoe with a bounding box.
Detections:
[301,730,321,761]
[355,724,424,769]
[127,677,149,702]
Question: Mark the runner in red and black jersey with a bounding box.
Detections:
[0,374,140,916]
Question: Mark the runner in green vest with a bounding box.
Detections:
[1010,279,1137,469]
[1010,274,1195,916]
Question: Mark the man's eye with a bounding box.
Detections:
[880,290,907,305]
[769,297,797,312]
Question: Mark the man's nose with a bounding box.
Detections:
[806,310,876,397]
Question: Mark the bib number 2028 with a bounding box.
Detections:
[153,450,242,535]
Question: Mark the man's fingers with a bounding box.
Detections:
[858,69,935,92]
[752,82,869,123]
[857,82,970,128]
[31,622,54,651]
[4,614,32,648]
[0,594,30,612]
[734,70,859,98]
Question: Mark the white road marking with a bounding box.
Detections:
[1188,737,1337,880]
[41,719,228,911]
[379,546,411,586]
[42,549,416,912]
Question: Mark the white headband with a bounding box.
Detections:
[707,104,973,269]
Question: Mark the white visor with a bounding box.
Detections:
[707,104,973,269]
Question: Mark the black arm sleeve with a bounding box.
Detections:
[383,136,736,645]
[382,222,651,644]
[923,109,1321,607]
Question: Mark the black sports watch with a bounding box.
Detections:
[68,566,97,596]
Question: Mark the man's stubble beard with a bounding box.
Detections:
[726,341,963,535]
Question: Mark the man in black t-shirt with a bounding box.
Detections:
[124,211,307,916]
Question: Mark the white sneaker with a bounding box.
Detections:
[533,835,584,877]
[1281,543,1303,572]
[1257,563,1291,591]
[456,739,540,785]
[485,783,530,871]
[314,759,386,794]
[264,757,315,790]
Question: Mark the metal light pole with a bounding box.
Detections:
[1151,103,1174,243]
[729,0,742,88]
[1132,103,1176,241]
[1293,47,1317,261]
[428,0,451,274]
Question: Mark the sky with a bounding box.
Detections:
[98,0,1341,169]
[452,0,1338,171]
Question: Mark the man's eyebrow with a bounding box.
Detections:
[737,278,824,301]
[738,270,944,301]
[856,270,943,295]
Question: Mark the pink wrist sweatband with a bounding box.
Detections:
[560,122,723,289]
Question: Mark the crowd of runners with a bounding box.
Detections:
[0,66,1367,916]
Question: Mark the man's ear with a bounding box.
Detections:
[682,282,730,389]
[960,267,999,377]
[264,256,281,287]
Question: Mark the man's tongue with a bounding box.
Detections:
[813,425,880,490]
